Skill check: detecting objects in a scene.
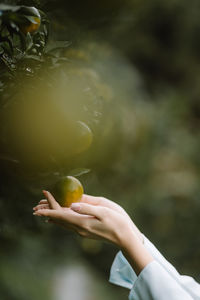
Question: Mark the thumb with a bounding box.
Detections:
[43,190,61,210]
[70,202,103,219]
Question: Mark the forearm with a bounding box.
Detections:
[117,229,154,276]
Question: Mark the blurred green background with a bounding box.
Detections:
[1,0,200,299]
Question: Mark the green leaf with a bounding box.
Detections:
[0,4,19,13]
[68,168,91,177]
[23,54,43,61]
[45,41,71,53]
[25,32,33,50]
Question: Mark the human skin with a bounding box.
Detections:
[33,191,154,275]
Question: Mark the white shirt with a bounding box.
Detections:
[109,235,200,300]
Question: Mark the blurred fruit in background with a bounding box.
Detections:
[0,5,41,34]
[11,6,41,34]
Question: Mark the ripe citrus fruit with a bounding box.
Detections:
[53,176,84,207]
[19,16,41,34]
[74,121,93,154]
[18,6,41,34]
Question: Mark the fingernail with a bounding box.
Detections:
[71,203,81,212]
[33,212,41,216]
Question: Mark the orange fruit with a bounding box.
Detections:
[53,176,84,207]
[16,7,41,34]
[74,121,93,154]
[19,16,41,34]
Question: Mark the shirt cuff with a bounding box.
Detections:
[109,250,137,289]
[109,235,148,289]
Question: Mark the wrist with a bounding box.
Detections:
[118,229,154,275]
[114,224,139,249]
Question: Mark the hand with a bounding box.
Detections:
[33,191,153,275]
[33,191,141,246]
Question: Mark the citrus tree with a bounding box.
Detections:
[0,5,122,298]
[0,4,117,189]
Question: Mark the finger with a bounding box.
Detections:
[33,204,50,211]
[33,207,82,224]
[81,194,114,210]
[81,194,102,206]
[81,194,126,216]
[33,209,63,219]
[70,202,103,219]
[39,199,48,204]
[43,190,60,210]
[34,205,98,228]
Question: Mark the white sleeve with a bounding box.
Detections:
[143,235,200,299]
[129,261,195,300]
[109,235,200,300]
